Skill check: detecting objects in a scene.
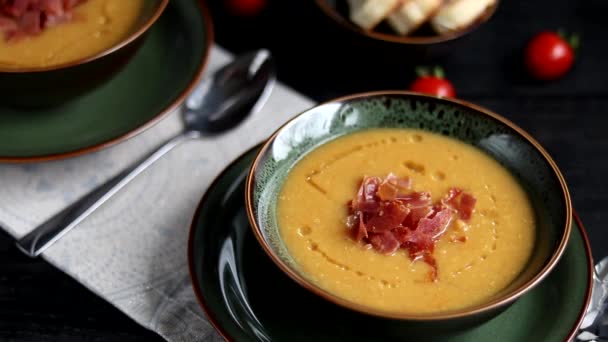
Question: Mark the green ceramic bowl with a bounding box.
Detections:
[245,91,572,326]
[0,0,168,107]
[315,0,499,45]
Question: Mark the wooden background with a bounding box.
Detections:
[1,0,606,340]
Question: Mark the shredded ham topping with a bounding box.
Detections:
[0,0,86,41]
[347,173,477,281]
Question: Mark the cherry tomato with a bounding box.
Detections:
[525,31,575,81]
[410,71,456,98]
[225,0,267,16]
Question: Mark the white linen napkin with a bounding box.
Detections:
[0,46,314,341]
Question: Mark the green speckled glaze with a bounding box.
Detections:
[248,92,572,321]
[189,146,590,341]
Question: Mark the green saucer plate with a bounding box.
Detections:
[0,0,213,162]
[188,146,593,342]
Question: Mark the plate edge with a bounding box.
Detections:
[0,0,215,163]
[564,212,594,342]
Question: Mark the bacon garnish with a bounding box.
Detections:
[397,191,432,207]
[0,0,86,41]
[347,174,477,281]
[355,214,368,242]
[377,173,411,201]
[403,206,432,228]
[0,16,16,30]
[442,187,477,220]
[369,231,400,255]
[366,202,409,233]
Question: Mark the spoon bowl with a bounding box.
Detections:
[184,50,275,134]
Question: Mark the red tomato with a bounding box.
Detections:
[225,0,267,16]
[525,31,575,80]
[410,77,456,98]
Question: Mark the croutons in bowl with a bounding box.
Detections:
[315,0,499,45]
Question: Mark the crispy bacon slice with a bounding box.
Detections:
[458,193,477,220]
[2,0,29,17]
[346,174,477,281]
[354,214,368,242]
[0,0,86,41]
[366,202,409,233]
[19,10,40,34]
[400,208,454,260]
[403,206,433,229]
[422,253,438,282]
[418,208,454,238]
[351,176,381,213]
[369,231,400,255]
[392,226,410,244]
[377,173,412,201]
[42,0,64,16]
[0,16,16,30]
[443,187,477,220]
[397,191,432,208]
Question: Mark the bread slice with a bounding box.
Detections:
[386,0,443,35]
[347,0,402,30]
[431,0,496,34]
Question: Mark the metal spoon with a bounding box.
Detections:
[16,49,275,258]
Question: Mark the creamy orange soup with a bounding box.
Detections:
[0,0,144,68]
[277,128,535,314]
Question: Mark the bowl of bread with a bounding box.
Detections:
[315,0,499,45]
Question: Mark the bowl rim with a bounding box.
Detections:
[245,90,573,321]
[314,0,499,45]
[0,0,169,74]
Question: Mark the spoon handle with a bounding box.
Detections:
[16,131,195,258]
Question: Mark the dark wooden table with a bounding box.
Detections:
[1,0,606,341]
